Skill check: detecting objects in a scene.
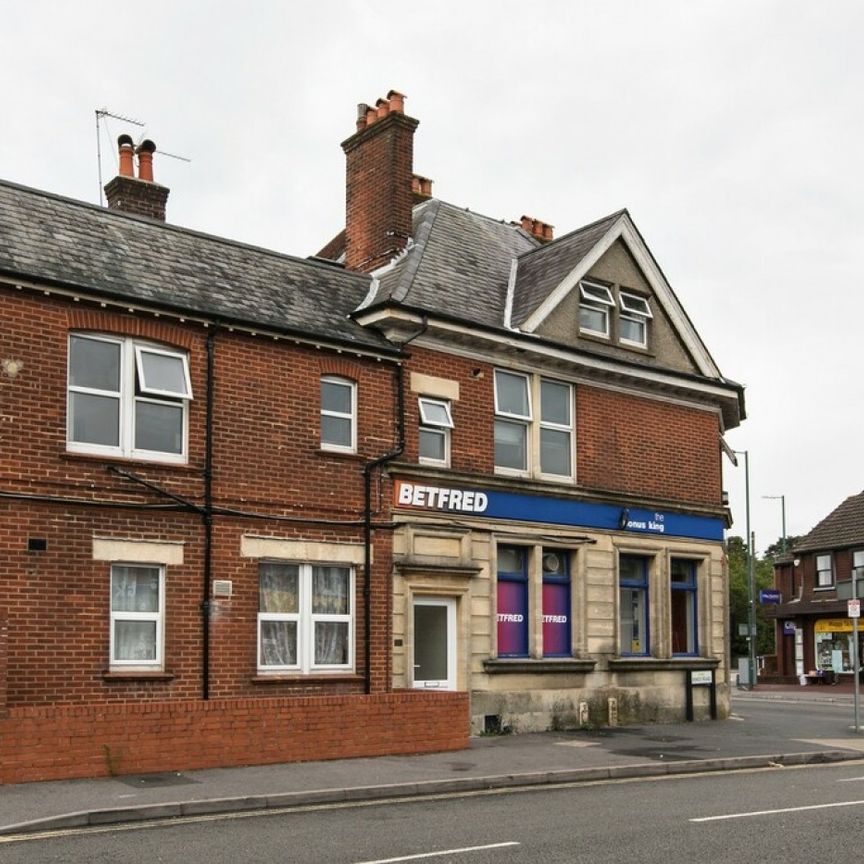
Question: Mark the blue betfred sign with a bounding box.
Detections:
[394,479,725,542]
[759,589,782,604]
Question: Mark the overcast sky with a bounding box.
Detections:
[3,1,861,552]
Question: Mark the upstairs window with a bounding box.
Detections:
[578,281,614,337]
[418,397,454,465]
[68,334,192,463]
[320,376,356,453]
[494,370,532,473]
[539,379,572,478]
[618,291,653,348]
[816,554,834,588]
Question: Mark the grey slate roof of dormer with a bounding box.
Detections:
[509,209,626,327]
[793,491,864,553]
[0,179,396,354]
[367,199,539,328]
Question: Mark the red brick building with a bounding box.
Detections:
[0,140,465,783]
[0,91,744,782]
[318,92,744,731]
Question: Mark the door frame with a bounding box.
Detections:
[412,595,457,690]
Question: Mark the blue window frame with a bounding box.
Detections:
[619,554,649,656]
[541,549,571,657]
[497,546,528,657]
[671,558,698,655]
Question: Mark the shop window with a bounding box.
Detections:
[418,397,453,465]
[496,546,528,657]
[258,562,353,672]
[68,334,192,463]
[542,549,571,657]
[619,554,649,656]
[815,554,834,588]
[110,564,165,670]
[320,376,356,453]
[670,558,698,655]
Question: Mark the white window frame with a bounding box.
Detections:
[816,554,834,588]
[539,377,574,480]
[418,397,453,466]
[578,280,614,338]
[320,376,357,453]
[618,291,653,348]
[494,370,532,475]
[67,333,191,464]
[109,563,165,671]
[257,562,354,674]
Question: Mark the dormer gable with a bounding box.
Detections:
[511,210,721,379]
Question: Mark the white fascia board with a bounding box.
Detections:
[410,321,739,404]
[520,213,720,379]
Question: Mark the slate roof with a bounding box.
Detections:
[509,210,625,326]
[366,199,538,329]
[794,491,864,553]
[0,179,395,353]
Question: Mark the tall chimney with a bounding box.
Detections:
[104,136,170,221]
[341,89,418,272]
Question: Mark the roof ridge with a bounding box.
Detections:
[421,198,540,243]
[0,176,371,285]
[516,208,628,261]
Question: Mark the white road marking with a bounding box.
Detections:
[838,776,864,782]
[691,799,864,822]
[555,740,600,748]
[354,842,519,863]
[728,714,744,721]
[795,738,864,752]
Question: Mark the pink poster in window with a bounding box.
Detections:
[497,581,528,657]
[542,582,570,656]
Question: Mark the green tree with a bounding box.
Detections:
[763,535,802,561]
[727,535,776,659]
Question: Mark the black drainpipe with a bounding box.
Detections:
[201,327,217,700]
[362,361,405,694]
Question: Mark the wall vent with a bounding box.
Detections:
[213,579,233,598]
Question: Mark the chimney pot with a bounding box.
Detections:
[136,139,157,182]
[520,215,533,233]
[366,106,378,127]
[543,223,554,241]
[375,98,390,119]
[387,90,405,113]
[117,135,135,178]
[356,103,370,131]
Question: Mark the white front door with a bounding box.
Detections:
[412,597,456,690]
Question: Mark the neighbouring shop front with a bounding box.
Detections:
[390,475,729,732]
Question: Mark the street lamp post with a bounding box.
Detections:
[763,494,787,553]
[734,450,756,689]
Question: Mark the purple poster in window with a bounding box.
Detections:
[497,581,528,657]
[543,582,570,657]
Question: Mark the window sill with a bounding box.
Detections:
[103,670,175,682]
[251,673,363,684]
[814,586,836,592]
[483,658,595,675]
[316,449,364,462]
[609,657,719,672]
[64,451,196,471]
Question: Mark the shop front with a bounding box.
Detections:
[814,618,862,678]
[390,475,729,731]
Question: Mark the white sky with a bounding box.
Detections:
[3,1,862,552]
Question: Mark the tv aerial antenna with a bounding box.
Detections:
[95,108,191,205]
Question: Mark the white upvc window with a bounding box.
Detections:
[578,280,614,338]
[816,554,834,588]
[539,378,573,478]
[110,564,165,670]
[618,291,653,348]
[68,334,192,463]
[320,376,357,453]
[258,562,354,673]
[494,370,532,473]
[418,397,454,466]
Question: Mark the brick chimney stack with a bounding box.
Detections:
[519,214,555,244]
[341,90,419,272]
[104,136,170,221]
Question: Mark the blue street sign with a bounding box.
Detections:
[759,588,782,604]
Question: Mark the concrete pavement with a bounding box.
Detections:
[3,686,864,837]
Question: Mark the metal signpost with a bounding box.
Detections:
[852,567,862,733]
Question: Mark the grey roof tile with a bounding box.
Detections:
[510,210,625,326]
[0,180,394,353]
[794,491,864,553]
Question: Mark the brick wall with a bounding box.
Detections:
[0,690,469,784]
